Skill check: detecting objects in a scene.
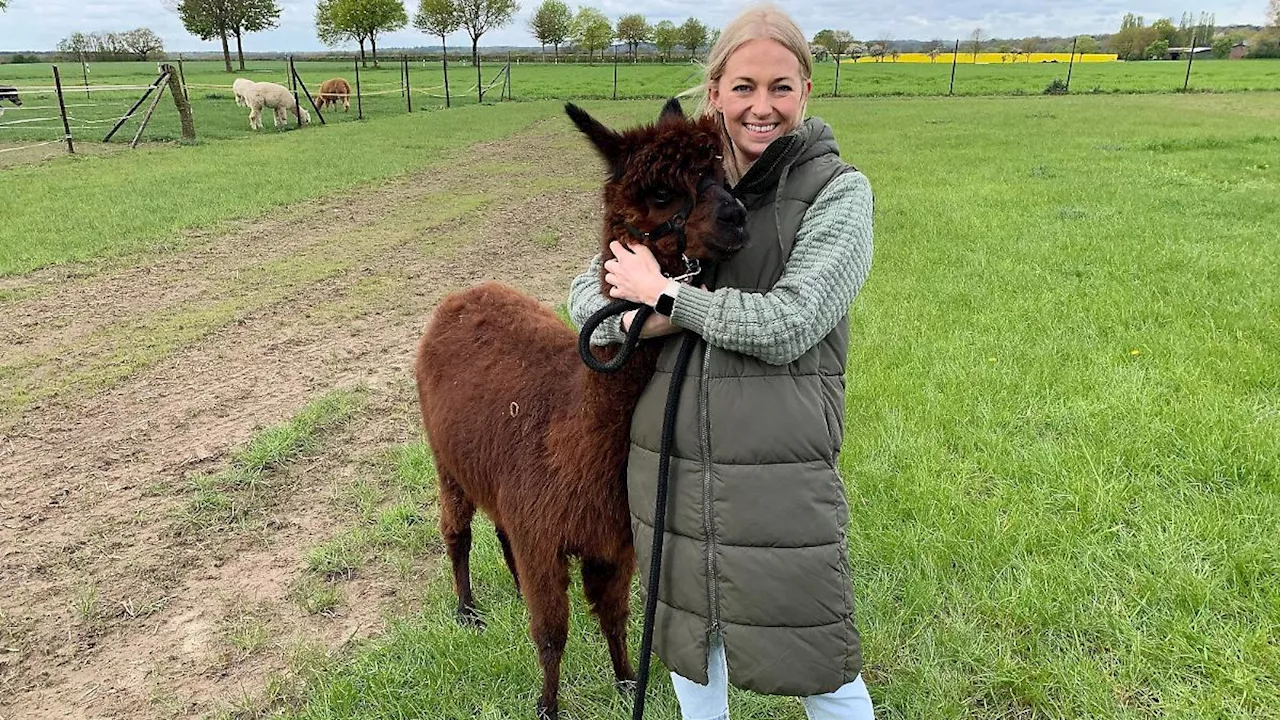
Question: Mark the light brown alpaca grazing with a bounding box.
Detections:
[413,99,746,720]
[317,77,351,112]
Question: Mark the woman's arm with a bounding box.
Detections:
[669,170,874,365]
[566,254,628,346]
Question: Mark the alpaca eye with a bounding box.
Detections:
[651,188,674,206]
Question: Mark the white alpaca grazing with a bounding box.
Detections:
[244,81,311,130]
[232,78,255,107]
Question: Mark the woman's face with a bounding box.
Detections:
[709,38,811,168]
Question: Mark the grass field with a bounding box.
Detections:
[1,57,1279,145]
[1,90,1278,720]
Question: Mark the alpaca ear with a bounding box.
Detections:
[565,102,626,179]
[659,97,684,123]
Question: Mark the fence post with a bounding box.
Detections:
[613,45,618,100]
[1183,30,1197,91]
[949,39,960,95]
[1065,37,1078,91]
[405,55,413,112]
[162,64,196,141]
[102,70,166,142]
[442,44,451,108]
[52,65,75,155]
[355,57,363,120]
[178,54,189,101]
[834,54,841,97]
[506,52,512,100]
[80,53,90,99]
[290,56,302,128]
[292,64,325,125]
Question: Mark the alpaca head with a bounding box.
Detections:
[566,99,748,282]
[0,87,20,106]
[300,107,311,125]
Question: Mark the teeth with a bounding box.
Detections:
[746,123,777,133]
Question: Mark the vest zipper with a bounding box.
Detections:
[698,342,719,633]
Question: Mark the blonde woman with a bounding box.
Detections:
[567,4,876,718]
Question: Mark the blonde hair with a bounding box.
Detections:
[684,3,813,182]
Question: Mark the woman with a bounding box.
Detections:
[566,4,876,719]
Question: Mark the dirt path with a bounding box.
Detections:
[0,117,608,719]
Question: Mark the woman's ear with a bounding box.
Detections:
[802,77,813,100]
[708,80,723,112]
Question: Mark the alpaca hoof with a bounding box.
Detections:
[536,699,559,720]
[456,606,485,630]
[614,679,637,698]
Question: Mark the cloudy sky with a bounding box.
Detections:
[0,0,1270,52]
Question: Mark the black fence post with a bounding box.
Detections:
[355,57,363,119]
[1183,30,1197,91]
[506,52,512,100]
[80,53,90,99]
[290,56,303,128]
[1065,36,1078,92]
[292,64,325,125]
[613,45,618,100]
[442,44,451,108]
[52,65,75,155]
[949,39,960,95]
[407,56,413,112]
[834,53,841,97]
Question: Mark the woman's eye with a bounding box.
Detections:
[774,84,793,93]
[733,84,751,93]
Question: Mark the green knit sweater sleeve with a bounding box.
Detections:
[567,252,628,346]
[669,169,874,366]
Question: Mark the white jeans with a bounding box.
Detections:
[669,636,875,720]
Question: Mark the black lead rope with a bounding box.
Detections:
[577,298,697,720]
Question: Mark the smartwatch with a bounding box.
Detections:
[654,281,679,317]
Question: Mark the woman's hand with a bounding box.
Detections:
[621,308,680,339]
[604,241,668,306]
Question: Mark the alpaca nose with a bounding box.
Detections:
[718,196,747,226]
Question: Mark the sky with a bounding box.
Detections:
[0,0,1271,53]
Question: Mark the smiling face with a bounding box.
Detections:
[709,38,811,170]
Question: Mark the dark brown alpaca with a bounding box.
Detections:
[413,99,746,720]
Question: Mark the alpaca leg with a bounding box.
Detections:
[515,547,570,720]
[342,96,350,112]
[582,556,637,693]
[439,472,481,628]
[495,526,521,596]
[248,104,261,130]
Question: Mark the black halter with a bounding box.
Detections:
[622,175,719,277]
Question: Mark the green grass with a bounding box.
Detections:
[278,93,1280,719]
[1,58,1278,146]
[176,388,366,535]
[0,99,557,276]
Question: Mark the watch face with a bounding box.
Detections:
[656,293,675,316]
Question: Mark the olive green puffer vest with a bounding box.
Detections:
[627,118,861,696]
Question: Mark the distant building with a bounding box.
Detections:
[1229,41,1249,60]
[1166,46,1213,61]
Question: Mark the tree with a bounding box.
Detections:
[228,0,281,70]
[1271,0,1280,26]
[1211,35,1233,58]
[456,0,519,99]
[1111,13,1158,60]
[1151,17,1178,46]
[925,38,943,62]
[0,1,9,11]
[868,43,886,62]
[616,14,650,61]
[813,29,853,62]
[1075,35,1100,54]
[316,0,370,65]
[529,0,571,61]
[415,0,458,103]
[652,19,679,62]
[680,17,708,60]
[174,0,236,72]
[1145,38,1169,59]
[573,7,612,62]
[968,26,985,61]
[120,28,165,60]
[332,0,408,67]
